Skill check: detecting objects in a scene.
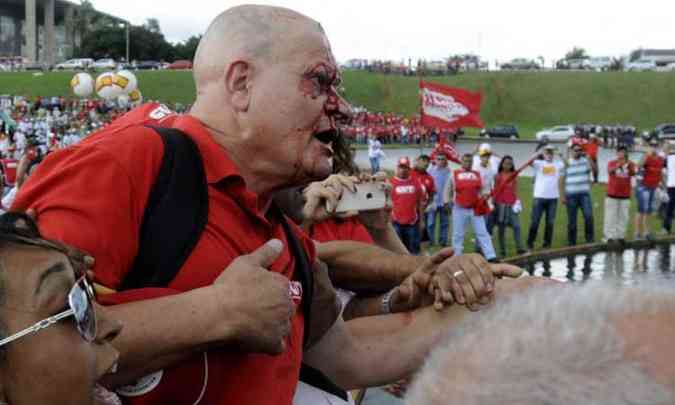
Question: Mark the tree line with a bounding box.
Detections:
[70,1,200,62]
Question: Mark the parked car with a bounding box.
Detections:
[480,125,519,139]
[23,62,50,71]
[652,124,675,141]
[500,58,540,70]
[167,60,193,70]
[133,60,162,70]
[91,58,117,70]
[54,58,92,70]
[656,62,675,72]
[566,58,591,70]
[588,56,612,71]
[535,125,576,141]
[625,59,657,72]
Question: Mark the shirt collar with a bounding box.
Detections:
[172,114,240,185]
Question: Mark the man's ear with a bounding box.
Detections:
[225,60,252,112]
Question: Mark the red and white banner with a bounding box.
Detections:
[419,80,484,129]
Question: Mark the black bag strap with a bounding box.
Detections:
[120,126,209,290]
[272,204,314,349]
[298,363,349,401]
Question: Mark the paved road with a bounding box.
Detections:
[354,140,643,183]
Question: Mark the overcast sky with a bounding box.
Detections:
[93,0,674,66]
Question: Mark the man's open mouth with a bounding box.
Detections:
[314,129,339,145]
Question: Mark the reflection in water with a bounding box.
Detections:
[527,244,675,284]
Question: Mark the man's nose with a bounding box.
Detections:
[325,92,353,126]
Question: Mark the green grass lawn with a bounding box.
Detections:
[433,181,665,258]
[1,70,674,140]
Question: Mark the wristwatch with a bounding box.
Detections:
[381,289,395,315]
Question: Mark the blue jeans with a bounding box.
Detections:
[426,205,450,246]
[369,157,380,174]
[393,222,420,254]
[452,205,496,259]
[566,192,594,245]
[636,185,656,214]
[527,198,558,249]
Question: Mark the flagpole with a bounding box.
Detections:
[418,79,424,154]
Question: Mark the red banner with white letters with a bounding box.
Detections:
[419,80,484,129]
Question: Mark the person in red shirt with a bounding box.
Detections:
[446,154,497,261]
[390,157,424,254]
[583,134,601,183]
[493,155,525,257]
[635,139,665,240]
[410,154,435,248]
[604,146,636,242]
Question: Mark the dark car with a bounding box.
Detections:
[480,125,519,139]
[167,60,193,70]
[653,123,675,141]
[134,61,162,70]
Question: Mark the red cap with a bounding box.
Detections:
[398,157,411,168]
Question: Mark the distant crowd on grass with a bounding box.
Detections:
[0,95,192,209]
[383,132,675,259]
[342,106,462,145]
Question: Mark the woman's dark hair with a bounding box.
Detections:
[332,130,360,176]
[498,155,515,173]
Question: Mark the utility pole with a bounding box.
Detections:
[126,22,130,63]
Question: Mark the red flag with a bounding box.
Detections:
[419,80,484,129]
[430,141,461,164]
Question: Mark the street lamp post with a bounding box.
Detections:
[125,22,130,64]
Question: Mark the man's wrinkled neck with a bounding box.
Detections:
[189,110,283,213]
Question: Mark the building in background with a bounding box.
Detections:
[0,0,123,65]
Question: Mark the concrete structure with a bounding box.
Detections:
[0,0,124,65]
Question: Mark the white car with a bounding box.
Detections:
[656,62,675,72]
[54,58,93,70]
[588,56,612,71]
[626,59,657,72]
[91,59,118,70]
[535,125,576,141]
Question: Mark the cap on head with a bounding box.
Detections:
[398,157,411,168]
[479,143,492,156]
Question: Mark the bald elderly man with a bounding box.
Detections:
[407,282,675,405]
[12,5,520,405]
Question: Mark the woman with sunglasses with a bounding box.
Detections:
[0,212,122,405]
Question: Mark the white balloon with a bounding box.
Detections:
[70,73,94,97]
[115,70,138,94]
[128,89,143,105]
[117,94,130,108]
[96,71,123,100]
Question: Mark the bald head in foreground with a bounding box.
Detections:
[406,282,675,405]
[191,5,351,196]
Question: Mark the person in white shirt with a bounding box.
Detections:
[367,132,385,174]
[526,145,565,250]
[472,147,498,243]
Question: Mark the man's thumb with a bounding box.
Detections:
[247,239,284,268]
[491,263,524,278]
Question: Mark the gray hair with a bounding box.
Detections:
[406,282,674,405]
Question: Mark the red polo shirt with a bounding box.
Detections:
[13,107,315,405]
[410,169,435,203]
[310,217,374,244]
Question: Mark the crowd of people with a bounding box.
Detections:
[343,107,462,145]
[386,131,675,259]
[0,5,674,405]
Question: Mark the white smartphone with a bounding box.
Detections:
[331,182,387,213]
